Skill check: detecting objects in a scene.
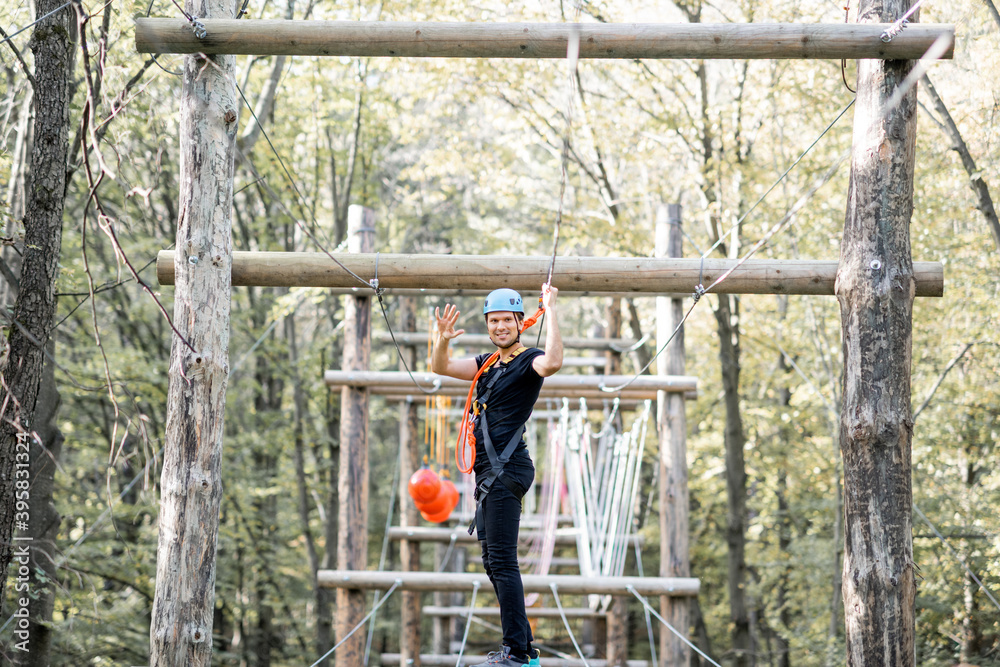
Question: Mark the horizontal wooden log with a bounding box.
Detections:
[339,287,687,298]
[387,526,644,547]
[423,605,600,618]
[324,370,697,395]
[318,569,699,596]
[376,332,640,350]
[381,655,648,667]
[156,251,945,297]
[135,19,954,60]
[381,394,674,408]
[361,388,660,400]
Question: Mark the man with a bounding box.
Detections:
[432,284,562,667]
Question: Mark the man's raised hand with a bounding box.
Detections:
[434,304,465,341]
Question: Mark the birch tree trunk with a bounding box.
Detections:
[0,0,73,608]
[836,0,918,664]
[149,0,238,661]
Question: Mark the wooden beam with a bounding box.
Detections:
[395,297,422,666]
[658,203,690,666]
[423,605,602,618]
[335,207,374,667]
[326,287,688,298]
[381,398,666,411]
[156,251,945,297]
[323,370,697,399]
[317,570,699,596]
[135,19,954,60]
[375,332,640,350]
[381,655,648,667]
[386,526,645,547]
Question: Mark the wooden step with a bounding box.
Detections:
[317,570,698,596]
[423,605,605,619]
[381,654,648,666]
[387,526,644,547]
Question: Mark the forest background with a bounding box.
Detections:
[1,0,998,664]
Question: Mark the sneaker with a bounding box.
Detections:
[527,648,541,666]
[471,644,530,667]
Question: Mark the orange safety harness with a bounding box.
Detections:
[455,299,546,474]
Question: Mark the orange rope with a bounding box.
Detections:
[454,305,545,474]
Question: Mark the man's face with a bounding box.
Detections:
[487,311,520,349]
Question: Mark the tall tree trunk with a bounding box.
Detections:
[774,350,792,667]
[0,0,74,609]
[11,351,63,667]
[316,337,341,665]
[836,0,918,664]
[149,0,238,661]
[959,449,982,662]
[251,348,283,667]
[714,293,753,666]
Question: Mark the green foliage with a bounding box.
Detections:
[2,0,1000,663]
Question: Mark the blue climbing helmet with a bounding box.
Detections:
[483,288,524,316]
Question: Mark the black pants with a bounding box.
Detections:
[479,481,533,659]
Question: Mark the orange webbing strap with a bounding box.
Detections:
[454,301,546,474]
[456,350,499,474]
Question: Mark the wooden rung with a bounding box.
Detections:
[317,570,699,596]
[382,655,648,667]
[135,18,954,61]
[155,251,945,297]
[387,526,644,547]
[423,605,602,618]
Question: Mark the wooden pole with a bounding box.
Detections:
[604,298,623,375]
[386,526,645,547]
[837,0,918,664]
[397,297,422,667]
[381,654,649,667]
[606,596,628,667]
[156,250,945,297]
[135,18,954,60]
[377,333,640,350]
[423,606,605,619]
[324,370,697,394]
[318,570,699,596]
[657,204,690,666]
[149,0,238,661]
[335,206,374,667]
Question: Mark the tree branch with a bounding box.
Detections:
[922,76,1000,252]
[983,0,1000,31]
[0,26,37,89]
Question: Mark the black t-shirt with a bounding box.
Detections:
[471,347,544,489]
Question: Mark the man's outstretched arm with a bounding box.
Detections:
[431,303,479,381]
[532,284,563,378]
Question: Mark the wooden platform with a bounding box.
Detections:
[317,570,699,596]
